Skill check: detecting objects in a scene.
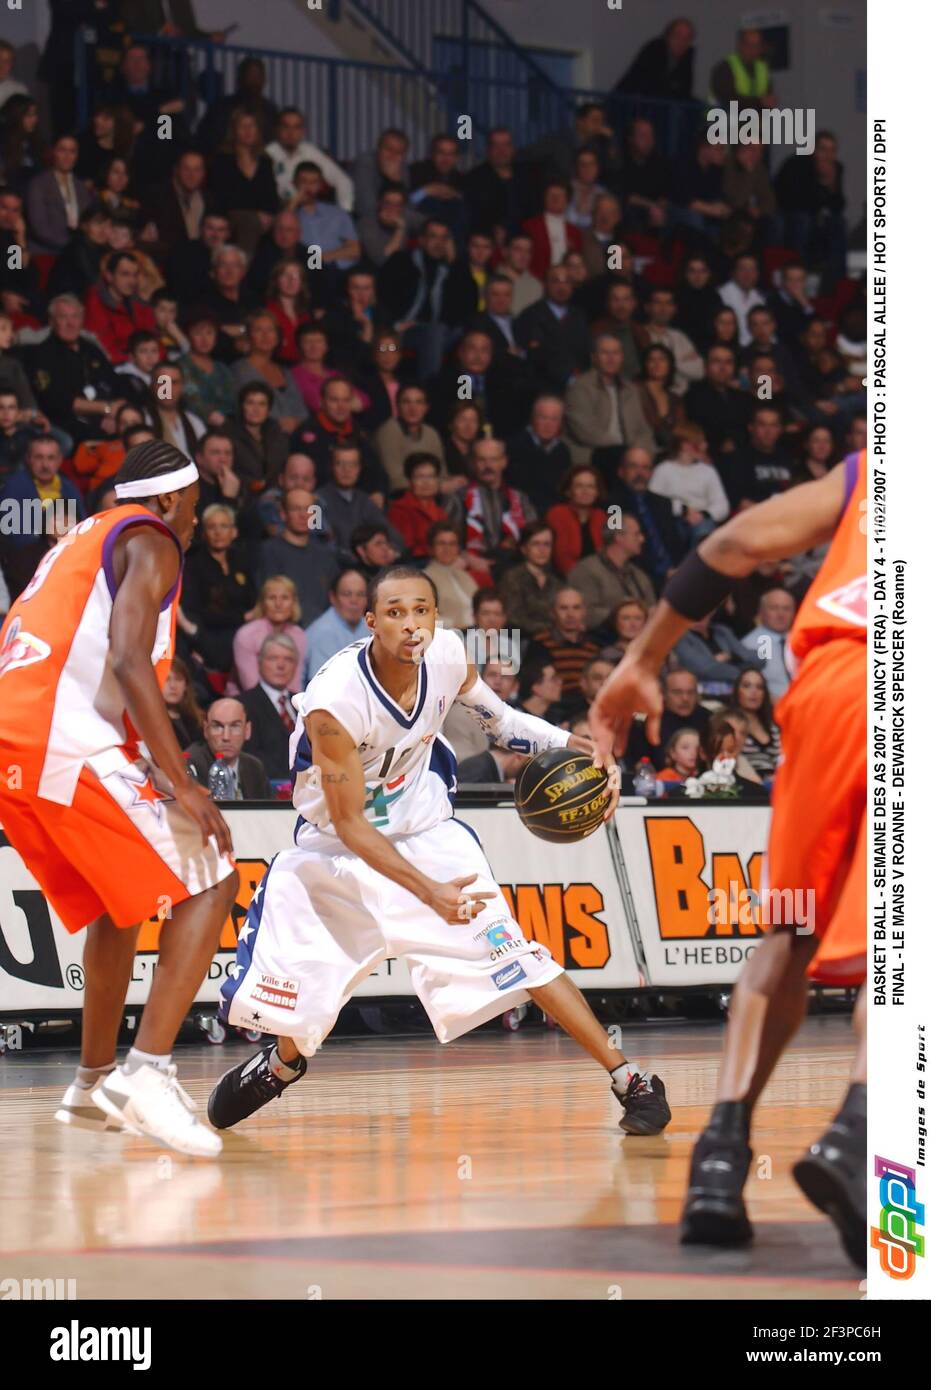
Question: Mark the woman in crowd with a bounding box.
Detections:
[230,574,306,696]
[291,324,340,415]
[363,327,405,427]
[0,95,43,194]
[264,259,314,364]
[636,342,685,458]
[422,521,478,630]
[162,656,206,751]
[649,422,730,541]
[227,381,290,491]
[567,146,607,229]
[497,521,562,638]
[443,400,483,479]
[674,254,723,354]
[179,313,237,427]
[208,108,279,253]
[796,422,838,482]
[709,305,740,352]
[729,665,782,780]
[600,597,649,662]
[77,105,134,185]
[231,310,306,433]
[702,711,764,790]
[97,157,141,223]
[545,464,608,576]
[387,453,450,559]
[178,503,257,676]
[146,361,206,455]
[657,727,703,784]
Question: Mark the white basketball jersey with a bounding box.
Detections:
[289,626,469,844]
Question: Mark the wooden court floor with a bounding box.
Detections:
[0,1017,862,1300]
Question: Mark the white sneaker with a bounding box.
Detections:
[92,1063,223,1158]
[55,1079,142,1135]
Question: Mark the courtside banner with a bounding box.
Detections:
[0,804,640,1018]
[617,802,771,988]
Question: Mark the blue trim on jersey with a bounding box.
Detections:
[451,815,483,850]
[293,814,307,845]
[291,731,313,775]
[357,642,428,729]
[218,856,276,1023]
[429,737,458,811]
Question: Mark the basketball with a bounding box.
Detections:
[514,748,610,843]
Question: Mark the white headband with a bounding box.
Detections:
[114,462,199,499]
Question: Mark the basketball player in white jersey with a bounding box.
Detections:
[209,566,672,1136]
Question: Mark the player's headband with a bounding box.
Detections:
[114,462,199,499]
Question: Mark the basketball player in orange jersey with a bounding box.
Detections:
[590,450,867,1267]
[0,441,237,1157]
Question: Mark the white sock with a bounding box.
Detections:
[123,1047,173,1075]
[269,1047,303,1082]
[74,1062,116,1090]
[610,1061,642,1094]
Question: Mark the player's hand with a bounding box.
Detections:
[589,656,663,766]
[428,874,497,925]
[175,781,235,859]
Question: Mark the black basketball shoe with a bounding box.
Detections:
[207,1043,307,1130]
[612,1072,672,1136]
[680,1129,754,1246]
[793,1111,867,1270]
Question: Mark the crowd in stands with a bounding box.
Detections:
[0,18,864,797]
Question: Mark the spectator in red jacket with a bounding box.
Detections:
[523,179,584,281]
[545,463,608,576]
[387,452,449,558]
[84,251,156,364]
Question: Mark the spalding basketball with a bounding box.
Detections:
[514,748,610,843]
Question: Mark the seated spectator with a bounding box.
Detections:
[26,133,92,254]
[0,387,43,486]
[566,146,608,230]
[639,288,704,396]
[352,128,411,222]
[246,208,309,302]
[649,424,730,540]
[607,446,684,585]
[150,289,189,362]
[208,108,279,251]
[428,327,532,441]
[516,656,565,726]
[590,280,642,378]
[231,575,306,696]
[145,360,206,457]
[200,242,259,362]
[674,255,725,355]
[291,375,386,499]
[114,329,160,407]
[0,434,85,594]
[83,251,156,364]
[408,131,466,244]
[684,344,750,464]
[458,744,527,785]
[546,465,608,577]
[578,655,615,708]
[621,118,670,232]
[0,185,42,318]
[108,43,187,192]
[723,141,776,231]
[635,342,687,459]
[0,92,37,196]
[506,395,573,516]
[240,634,302,782]
[568,514,655,627]
[496,521,561,638]
[96,155,142,225]
[197,55,278,152]
[442,400,483,480]
[718,253,766,345]
[142,149,210,262]
[46,203,112,301]
[303,567,369,681]
[722,404,793,508]
[263,260,313,364]
[293,160,359,271]
[796,423,839,483]
[498,232,544,316]
[359,326,405,430]
[375,383,446,495]
[349,521,400,582]
[514,263,591,393]
[701,713,763,791]
[162,656,206,751]
[178,312,237,427]
[614,18,695,99]
[462,435,536,584]
[186,697,275,800]
[228,382,290,492]
[387,453,450,559]
[321,266,381,378]
[259,486,340,624]
[230,310,305,432]
[291,324,340,415]
[728,666,782,779]
[317,443,401,559]
[256,450,317,536]
[580,192,623,280]
[267,106,354,210]
[523,179,583,281]
[670,139,731,243]
[525,588,601,713]
[378,218,476,381]
[710,305,741,353]
[627,667,711,765]
[745,352,807,436]
[657,727,703,785]
[672,611,762,689]
[741,587,796,700]
[600,597,649,662]
[192,429,258,535]
[71,407,147,493]
[767,260,816,352]
[359,184,422,268]
[178,502,256,673]
[469,273,521,360]
[564,332,656,469]
[423,520,479,630]
[774,131,846,289]
[462,126,535,241]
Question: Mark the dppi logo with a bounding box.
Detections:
[871,1155,925,1279]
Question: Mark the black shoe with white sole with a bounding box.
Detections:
[613,1072,672,1136]
[207,1043,306,1130]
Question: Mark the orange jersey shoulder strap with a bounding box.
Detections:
[789,451,867,663]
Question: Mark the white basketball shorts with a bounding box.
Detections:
[219,816,564,1052]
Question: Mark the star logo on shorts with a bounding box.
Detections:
[116,768,174,823]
